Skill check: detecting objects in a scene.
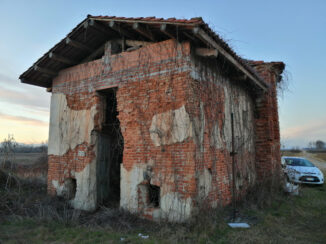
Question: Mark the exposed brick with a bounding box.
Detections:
[47,39,284,220]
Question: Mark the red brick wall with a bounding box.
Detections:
[47,38,283,219]
[251,61,284,182]
[188,57,257,207]
[48,143,96,194]
[48,39,196,217]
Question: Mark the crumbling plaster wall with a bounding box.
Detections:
[116,40,257,221]
[47,59,105,211]
[47,38,268,221]
[48,39,197,219]
[188,54,257,207]
[48,93,101,211]
[116,40,197,222]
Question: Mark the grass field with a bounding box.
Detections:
[7,152,44,165]
[1,184,325,243]
[1,154,326,243]
[313,153,326,161]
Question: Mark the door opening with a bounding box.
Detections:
[97,88,123,207]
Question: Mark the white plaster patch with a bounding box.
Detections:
[198,168,212,200]
[51,160,97,211]
[160,192,193,222]
[52,180,65,195]
[78,151,86,157]
[191,102,205,150]
[149,105,193,146]
[210,123,223,149]
[120,163,194,222]
[48,93,97,156]
[120,163,147,212]
[223,86,232,151]
[70,160,97,211]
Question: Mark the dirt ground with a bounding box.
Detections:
[303,151,326,171]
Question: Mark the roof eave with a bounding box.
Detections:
[192,27,268,91]
[19,15,269,91]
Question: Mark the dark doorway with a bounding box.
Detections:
[97,88,123,207]
[149,184,160,208]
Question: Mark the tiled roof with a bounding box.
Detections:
[19,15,274,90]
[89,15,204,24]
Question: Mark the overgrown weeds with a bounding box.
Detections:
[242,175,286,210]
[1,172,326,243]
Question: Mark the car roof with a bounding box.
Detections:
[282,156,305,159]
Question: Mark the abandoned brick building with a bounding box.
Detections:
[20,16,285,221]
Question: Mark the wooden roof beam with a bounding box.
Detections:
[82,42,106,63]
[20,78,51,88]
[192,27,267,91]
[65,37,94,53]
[84,19,112,37]
[109,21,135,39]
[132,22,156,41]
[182,31,201,45]
[33,65,57,77]
[125,39,152,47]
[160,24,175,39]
[49,52,77,65]
[229,73,248,81]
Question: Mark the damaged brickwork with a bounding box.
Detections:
[20,16,285,222]
[251,61,285,182]
[46,39,284,220]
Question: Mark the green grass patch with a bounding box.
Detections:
[0,219,158,244]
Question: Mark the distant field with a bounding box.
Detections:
[0,152,47,183]
[281,151,304,157]
[0,153,44,166]
[313,153,326,161]
[282,151,326,161]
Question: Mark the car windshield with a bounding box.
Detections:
[284,158,315,167]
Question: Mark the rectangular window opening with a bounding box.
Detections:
[149,184,160,208]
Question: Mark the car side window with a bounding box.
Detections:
[285,159,292,166]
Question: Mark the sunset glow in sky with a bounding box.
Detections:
[0,0,325,147]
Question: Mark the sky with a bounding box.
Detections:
[0,0,325,147]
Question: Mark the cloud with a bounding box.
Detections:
[0,73,16,84]
[0,75,50,111]
[281,119,326,147]
[281,120,326,139]
[0,112,48,127]
[0,86,49,110]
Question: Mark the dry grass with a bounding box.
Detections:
[281,151,304,157]
[1,152,46,166]
[313,153,326,161]
[1,169,326,243]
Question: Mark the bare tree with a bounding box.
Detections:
[0,134,17,168]
[0,134,19,190]
[315,140,325,150]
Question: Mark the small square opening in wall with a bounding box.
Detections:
[63,178,77,200]
[149,184,160,208]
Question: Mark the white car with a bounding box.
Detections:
[281,156,324,185]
